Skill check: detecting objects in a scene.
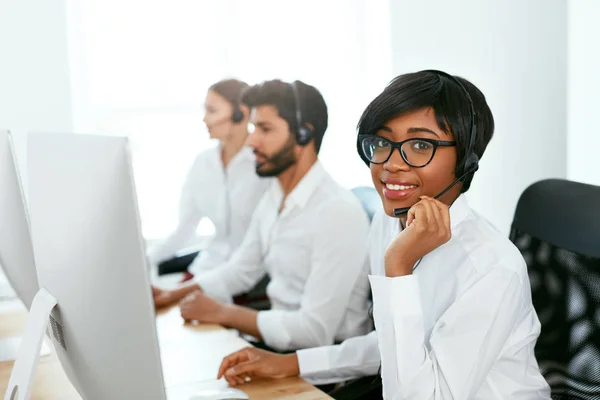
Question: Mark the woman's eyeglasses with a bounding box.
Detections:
[358,135,456,167]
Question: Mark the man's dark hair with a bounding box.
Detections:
[357,70,495,192]
[241,79,328,153]
[209,78,249,106]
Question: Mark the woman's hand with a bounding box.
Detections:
[385,196,451,277]
[217,347,300,386]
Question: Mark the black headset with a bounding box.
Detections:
[425,70,480,178]
[290,81,313,146]
[231,102,244,124]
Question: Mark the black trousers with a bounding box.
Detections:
[327,375,383,400]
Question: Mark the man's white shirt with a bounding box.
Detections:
[195,161,372,351]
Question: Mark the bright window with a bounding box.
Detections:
[67,0,392,240]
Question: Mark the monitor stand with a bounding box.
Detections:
[0,337,51,363]
[3,288,57,400]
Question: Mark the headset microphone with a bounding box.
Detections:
[392,163,479,217]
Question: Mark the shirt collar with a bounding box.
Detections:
[268,160,327,209]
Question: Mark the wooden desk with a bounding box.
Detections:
[0,306,331,399]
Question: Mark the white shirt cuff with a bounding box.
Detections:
[194,271,232,304]
[256,310,292,351]
[297,346,334,377]
[369,274,423,318]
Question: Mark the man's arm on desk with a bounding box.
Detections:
[154,203,266,309]
[179,291,262,339]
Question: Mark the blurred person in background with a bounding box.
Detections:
[148,78,271,298]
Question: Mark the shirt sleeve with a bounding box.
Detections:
[194,200,267,303]
[256,200,370,351]
[370,267,524,400]
[296,330,380,385]
[147,159,204,265]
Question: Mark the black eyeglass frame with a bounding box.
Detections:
[358,134,457,167]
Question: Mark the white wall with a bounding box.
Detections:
[568,0,600,186]
[0,0,73,192]
[388,0,568,233]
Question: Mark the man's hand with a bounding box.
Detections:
[152,286,177,308]
[217,347,300,386]
[385,196,452,277]
[179,290,228,324]
[152,281,202,309]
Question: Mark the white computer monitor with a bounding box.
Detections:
[25,132,166,399]
[13,132,249,400]
[0,129,39,310]
[0,129,52,364]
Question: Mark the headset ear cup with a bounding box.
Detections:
[231,107,244,124]
[296,126,312,146]
[459,153,480,181]
[466,153,480,172]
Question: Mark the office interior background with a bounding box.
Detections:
[0,0,598,265]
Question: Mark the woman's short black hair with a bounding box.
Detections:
[357,70,495,193]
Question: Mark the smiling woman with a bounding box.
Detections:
[356,71,495,217]
[360,108,460,213]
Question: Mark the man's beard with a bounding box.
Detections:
[255,140,296,177]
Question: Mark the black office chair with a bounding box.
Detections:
[351,186,381,223]
[509,179,600,400]
[157,250,199,276]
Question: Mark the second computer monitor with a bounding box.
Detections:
[0,129,39,310]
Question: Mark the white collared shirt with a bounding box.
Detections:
[195,161,372,351]
[298,195,551,399]
[147,146,271,275]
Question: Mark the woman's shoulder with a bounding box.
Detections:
[454,213,529,286]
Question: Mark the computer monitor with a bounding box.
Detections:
[0,129,51,364]
[26,132,166,399]
[0,129,39,310]
[8,132,250,400]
